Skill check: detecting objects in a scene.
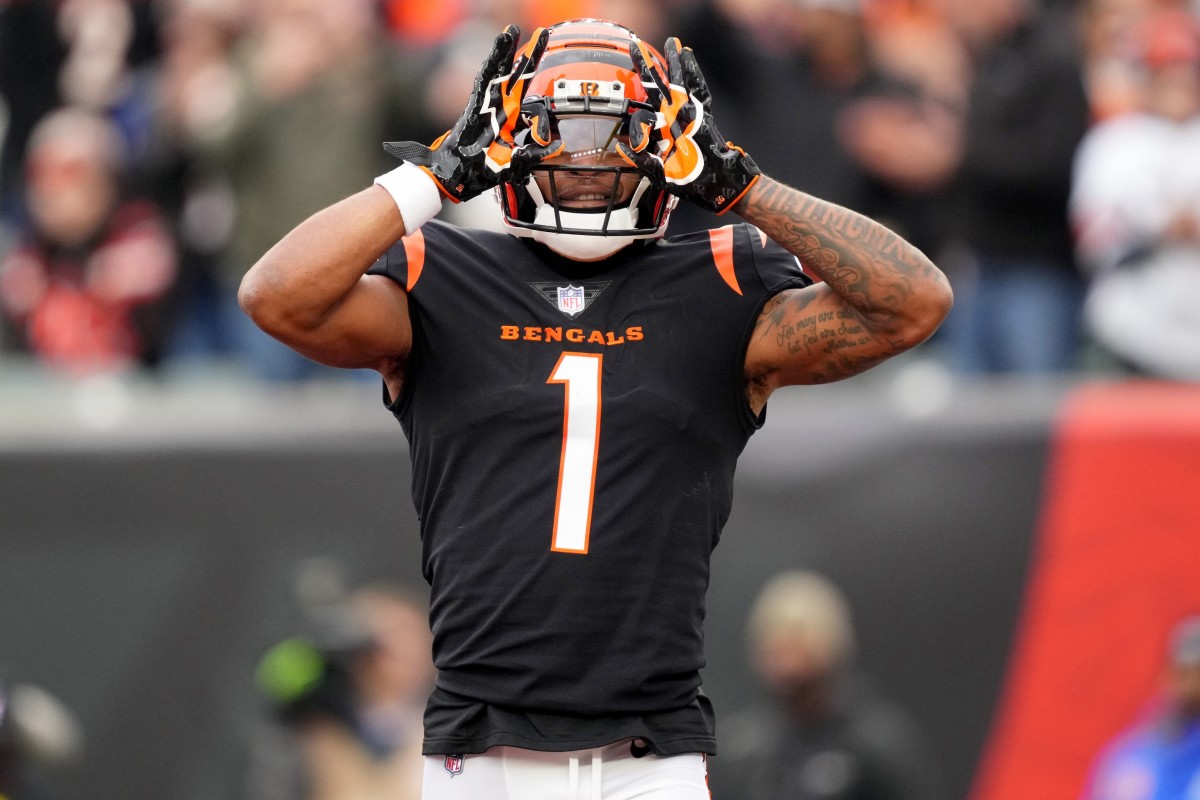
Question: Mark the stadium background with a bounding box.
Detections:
[2,370,1198,800]
[3,0,1200,796]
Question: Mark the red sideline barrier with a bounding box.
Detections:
[970,381,1200,800]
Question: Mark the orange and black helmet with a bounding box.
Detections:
[499,19,677,261]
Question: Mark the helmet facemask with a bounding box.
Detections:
[497,20,677,261]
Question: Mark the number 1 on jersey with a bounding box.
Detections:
[547,352,602,554]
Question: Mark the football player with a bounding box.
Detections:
[239,19,953,800]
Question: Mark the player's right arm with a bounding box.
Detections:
[238,186,415,385]
[241,23,557,394]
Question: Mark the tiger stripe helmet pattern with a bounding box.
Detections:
[498,19,679,261]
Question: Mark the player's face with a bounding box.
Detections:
[532,116,641,209]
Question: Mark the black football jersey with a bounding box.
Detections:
[368,219,811,755]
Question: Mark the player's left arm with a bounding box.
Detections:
[737,179,953,408]
[620,36,952,412]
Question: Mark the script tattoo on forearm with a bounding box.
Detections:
[742,178,945,383]
[753,290,893,383]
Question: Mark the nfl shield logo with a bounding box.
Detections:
[444,754,464,776]
[556,285,586,318]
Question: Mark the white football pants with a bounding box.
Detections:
[422,739,710,800]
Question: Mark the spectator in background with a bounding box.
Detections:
[724,0,965,251]
[669,0,776,91]
[1081,615,1200,800]
[179,0,435,381]
[0,108,178,375]
[841,0,970,255]
[709,570,945,800]
[131,0,245,368]
[1069,5,1200,380]
[1074,0,1161,122]
[55,0,142,113]
[0,669,85,800]
[0,0,161,249]
[381,0,468,49]
[644,0,771,235]
[925,0,1092,376]
[730,0,902,222]
[242,582,433,800]
[23,0,161,175]
[0,0,64,229]
[416,17,514,233]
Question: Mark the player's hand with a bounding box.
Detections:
[618,37,760,215]
[383,25,562,202]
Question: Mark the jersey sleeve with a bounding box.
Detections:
[367,228,426,293]
[366,219,508,295]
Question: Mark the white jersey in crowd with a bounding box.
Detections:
[1070,112,1200,379]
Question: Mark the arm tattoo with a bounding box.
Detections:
[742,178,938,319]
[740,177,950,385]
[751,290,903,384]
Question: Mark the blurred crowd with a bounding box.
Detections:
[242,564,433,800]
[0,0,1198,384]
[1080,616,1200,800]
[712,570,947,800]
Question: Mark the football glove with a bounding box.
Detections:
[383,25,562,203]
[618,37,760,215]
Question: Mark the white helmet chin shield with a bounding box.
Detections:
[530,205,639,260]
[496,19,677,261]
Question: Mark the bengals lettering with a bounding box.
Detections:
[500,326,644,345]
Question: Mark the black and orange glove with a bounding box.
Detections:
[618,37,760,215]
[383,25,562,202]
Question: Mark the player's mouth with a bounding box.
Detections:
[555,187,617,208]
[560,193,609,206]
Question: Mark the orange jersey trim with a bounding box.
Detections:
[707,227,743,296]
[401,229,426,291]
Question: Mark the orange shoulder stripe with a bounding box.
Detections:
[401,229,426,291]
[707,226,743,296]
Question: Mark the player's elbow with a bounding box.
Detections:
[238,258,303,338]
[900,273,954,347]
[237,266,273,329]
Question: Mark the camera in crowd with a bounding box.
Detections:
[254,558,378,730]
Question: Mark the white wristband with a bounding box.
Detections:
[374,161,443,233]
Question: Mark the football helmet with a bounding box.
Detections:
[498,19,678,261]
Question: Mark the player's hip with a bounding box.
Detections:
[423,738,709,800]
